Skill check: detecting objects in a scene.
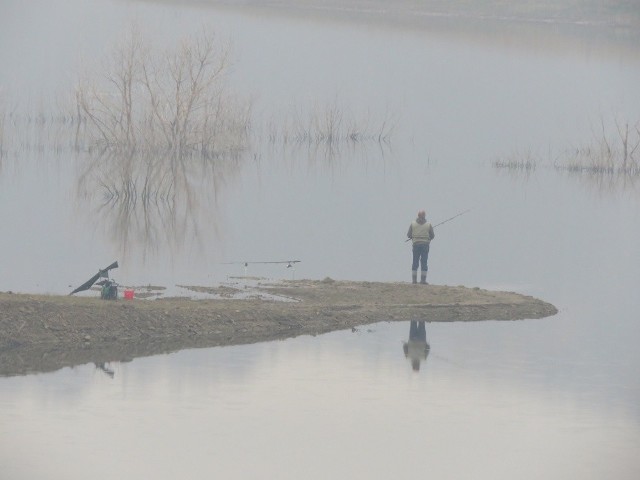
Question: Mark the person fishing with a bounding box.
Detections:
[407,210,435,284]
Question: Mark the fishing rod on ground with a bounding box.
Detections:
[220,260,301,279]
[405,209,471,242]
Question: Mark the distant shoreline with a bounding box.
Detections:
[138,0,640,31]
[136,0,640,57]
[0,280,557,377]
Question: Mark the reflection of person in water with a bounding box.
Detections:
[403,321,430,371]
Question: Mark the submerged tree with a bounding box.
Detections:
[75,28,251,157]
[557,117,640,176]
[73,27,251,261]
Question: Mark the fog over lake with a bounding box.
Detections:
[1,1,639,479]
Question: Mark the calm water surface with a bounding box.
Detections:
[1,1,639,479]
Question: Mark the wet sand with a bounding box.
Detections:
[0,279,557,376]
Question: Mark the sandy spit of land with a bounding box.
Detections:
[0,279,557,376]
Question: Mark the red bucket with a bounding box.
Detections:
[124,289,134,300]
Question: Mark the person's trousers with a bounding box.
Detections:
[412,242,430,273]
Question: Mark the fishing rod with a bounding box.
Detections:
[222,260,301,280]
[221,260,301,268]
[405,209,471,242]
[432,209,471,228]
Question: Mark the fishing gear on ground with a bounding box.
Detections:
[69,261,119,299]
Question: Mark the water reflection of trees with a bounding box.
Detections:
[76,149,244,260]
[557,119,640,174]
[3,24,397,261]
[69,27,252,260]
[492,149,538,183]
[270,137,393,174]
[553,120,640,195]
[261,102,395,168]
[556,169,640,197]
[2,108,392,262]
[265,102,394,147]
[492,118,640,195]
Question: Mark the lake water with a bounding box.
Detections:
[1,1,640,479]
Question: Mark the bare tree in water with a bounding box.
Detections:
[75,27,250,158]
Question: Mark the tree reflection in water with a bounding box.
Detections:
[75,148,245,260]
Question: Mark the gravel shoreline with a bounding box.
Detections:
[0,280,557,376]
